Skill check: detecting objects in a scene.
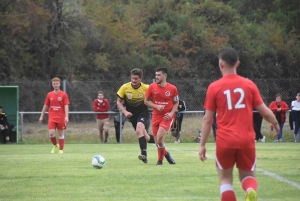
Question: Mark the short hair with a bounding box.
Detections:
[98,91,104,95]
[156,68,168,75]
[219,47,239,66]
[0,106,2,109]
[297,92,300,96]
[275,93,282,98]
[52,77,60,82]
[131,68,143,78]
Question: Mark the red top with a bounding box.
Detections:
[44,91,70,122]
[93,99,110,119]
[145,82,179,116]
[204,74,263,148]
[269,101,289,122]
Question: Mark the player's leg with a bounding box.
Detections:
[114,120,120,143]
[48,121,59,153]
[143,116,155,143]
[103,118,109,143]
[216,147,236,201]
[156,118,175,165]
[97,119,104,143]
[57,122,67,153]
[136,120,148,163]
[237,148,257,201]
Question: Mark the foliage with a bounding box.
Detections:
[1,0,300,81]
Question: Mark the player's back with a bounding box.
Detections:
[208,74,263,148]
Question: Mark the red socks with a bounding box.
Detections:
[242,176,258,192]
[220,184,236,201]
[50,136,57,145]
[59,138,64,150]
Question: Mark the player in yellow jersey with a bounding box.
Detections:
[117,68,155,164]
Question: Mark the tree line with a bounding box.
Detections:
[0,0,299,82]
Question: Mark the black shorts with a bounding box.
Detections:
[129,113,150,132]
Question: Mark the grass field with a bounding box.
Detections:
[0,143,299,201]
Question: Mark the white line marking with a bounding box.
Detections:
[256,168,300,190]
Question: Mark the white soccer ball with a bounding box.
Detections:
[91,155,106,169]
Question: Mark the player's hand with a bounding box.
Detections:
[156,105,165,111]
[163,113,172,120]
[39,117,43,123]
[124,111,132,118]
[272,123,280,137]
[65,117,69,123]
[199,145,207,162]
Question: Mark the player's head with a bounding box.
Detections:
[275,93,282,103]
[155,68,167,84]
[296,93,300,101]
[218,47,240,71]
[51,77,61,90]
[98,91,104,100]
[130,68,143,88]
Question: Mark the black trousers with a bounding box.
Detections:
[253,113,263,140]
[0,129,9,144]
[114,121,125,143]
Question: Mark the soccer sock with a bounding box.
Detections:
[220,184,236,201]
[148,134,155,143]
[58,135,65,150]
[105,132,109,142]
[50,135,57,145]
[242,176,258,192]
[157,144,165,161]
[138,136,147,157]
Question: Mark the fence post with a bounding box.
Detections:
[119,112,123,143]
[20,112,24,142]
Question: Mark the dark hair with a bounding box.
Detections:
[131,68,143,78]
[156,68,168,75]
[275,93,282,98]
[219,47,239,66]
[0,106,2,109]
[98,91,104,95]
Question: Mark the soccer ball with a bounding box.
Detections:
[91,155,106,169]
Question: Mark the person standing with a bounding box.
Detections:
[253,111,265,142]
[39,77,70,154]
[111,100,126,143]
[290,92,300,142]
[144,68,178,165]
[171,99,186,143]
[269,93,289,142]
[93,91,110,143]
[0,106,9,144]
[116,68,155,164]
[198,47,279,201]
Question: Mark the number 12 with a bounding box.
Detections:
[223,88,245,110]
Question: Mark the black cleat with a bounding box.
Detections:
[138,154,148,164]
[165,152,176,164]
[156,161,163,165]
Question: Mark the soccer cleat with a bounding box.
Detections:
[138,154,148,164]
[245,189,257,201]
[51,144,59,154]
[156,161,163,165]
[59,150,64,154]
[165,152,176,164]
[260,136,266,142]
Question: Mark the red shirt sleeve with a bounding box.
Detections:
[204,84,216,112]
[98,99,110,112]
[93,99,99,112]
[281,101,290,112]
[145,84,153,100]
[269,101,278,111]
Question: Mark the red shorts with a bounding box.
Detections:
[215,146,256,171]
[48,120,67,130]
[152,115,174,136]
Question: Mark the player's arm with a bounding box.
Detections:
[39,105,49,123]
[255,103,279,135]
[64,104,69,123]
[93,100,99,112]
[199,109,214,162]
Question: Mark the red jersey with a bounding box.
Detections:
[204,74,263,149]
[145,82,179,116]
[93,99,110,119]
[44,91,70,122]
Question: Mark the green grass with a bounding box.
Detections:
[0,143,299,201]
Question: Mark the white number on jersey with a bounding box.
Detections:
[223,88,246,110]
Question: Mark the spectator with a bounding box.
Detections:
[93,91,110,143]
[170,99,186,143]
[269,93,289,142]
[290,92,300,142]
[253,111,265,142]
[111,100,126,143]
[39,77,70,154]
[0,106,9,144]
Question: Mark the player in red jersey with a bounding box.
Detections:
[93,91,110,143]
[145,68,178,165]
[39,77,70,154]
[199,47,279,201]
